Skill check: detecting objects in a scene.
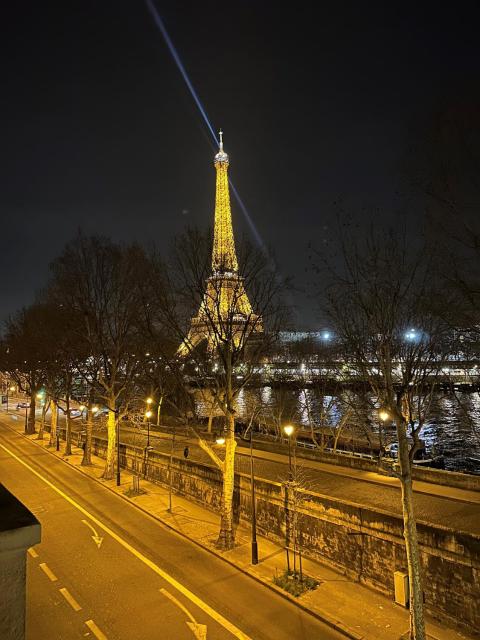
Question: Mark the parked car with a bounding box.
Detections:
[16,401,30,409]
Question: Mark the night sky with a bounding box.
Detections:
[2,1,479,328]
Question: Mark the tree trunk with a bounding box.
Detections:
[396,418,426,640]
[49,404,58,448]
[103,405,117,479]
[156,395,163,426]
[64,394,72,455]
[37,400,49,440]
[82,404,93,466]
[216,410,237,550]
[26,396,36,435]
[207,408,214,434]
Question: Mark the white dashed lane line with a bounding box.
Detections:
[39,562,58,582]
[85,619,109,640]
[59,587,82,612]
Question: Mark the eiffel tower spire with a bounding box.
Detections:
[212,130,238,273]
[178,131,261,354]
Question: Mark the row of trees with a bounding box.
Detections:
[0,229,286,551]
[1,216,478,639]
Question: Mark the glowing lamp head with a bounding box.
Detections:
[283,424,295,437]
[146,397,153,405]
[79,405,86,411]
[379,410,390,422]
[145,410,153,419]
[216,436,226,445]
[9,386,15,392]
[92,406,99,414]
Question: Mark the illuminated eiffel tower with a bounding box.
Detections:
[179,131,261,354]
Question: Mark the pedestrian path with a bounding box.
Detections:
[1,415,472,640]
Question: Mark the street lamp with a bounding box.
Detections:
[378,409,390,460]
[145,410,153,447]
[116,409,121,487]
[215,436,226,445]
[379,409,390,423]
[144,397,154,447]
[250,427,258,565]
[283,424,295,481]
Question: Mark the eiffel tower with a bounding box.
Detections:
[179,131,261,354]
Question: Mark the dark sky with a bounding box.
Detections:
[2,1,479,328]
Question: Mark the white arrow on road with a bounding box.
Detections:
[81,519,104,549]
[160,587,207,640]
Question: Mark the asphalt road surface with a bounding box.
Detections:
[0,419,345,640]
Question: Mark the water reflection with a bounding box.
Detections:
[194,386,480,472]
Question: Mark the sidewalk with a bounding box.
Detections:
[4,416,472,640]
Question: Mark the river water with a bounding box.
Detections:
[195,386,480,473]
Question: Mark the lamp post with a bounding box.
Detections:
[145,410,153,447]
[282,424,295,572]
[145,397,153,447]
[378,409,390,460]
[24,406,28,433]
[116,415,121,487]
[250,427,258,565]
[283,424,295,481]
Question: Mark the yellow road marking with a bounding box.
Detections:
[59,587,82,611]
[85,619,108,640]
[28,547,39,558]
[39,562,57,582]
[160,587,196,622]
[0,442,252,640]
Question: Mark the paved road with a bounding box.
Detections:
[0,420,345,640]
[6,405,480,535]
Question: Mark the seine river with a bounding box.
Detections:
[195,386,480,473]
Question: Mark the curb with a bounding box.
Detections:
[3,419,362,639]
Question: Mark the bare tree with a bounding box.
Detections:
[315,226,449,640]
[1,305,50,434]
[48,234,151,479]
[153,229,288,550]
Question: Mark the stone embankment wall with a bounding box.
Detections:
[59,428,479,632]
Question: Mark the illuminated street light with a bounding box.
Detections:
[216,436,226,445]
[146,397,153,405]
[145,410,153,447]
[249,426,258,565]
[379,410,390,422]
[283,424,295,480]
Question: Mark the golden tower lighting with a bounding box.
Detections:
[179,131,261,353]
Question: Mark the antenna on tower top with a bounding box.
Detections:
[219,129,224,151]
